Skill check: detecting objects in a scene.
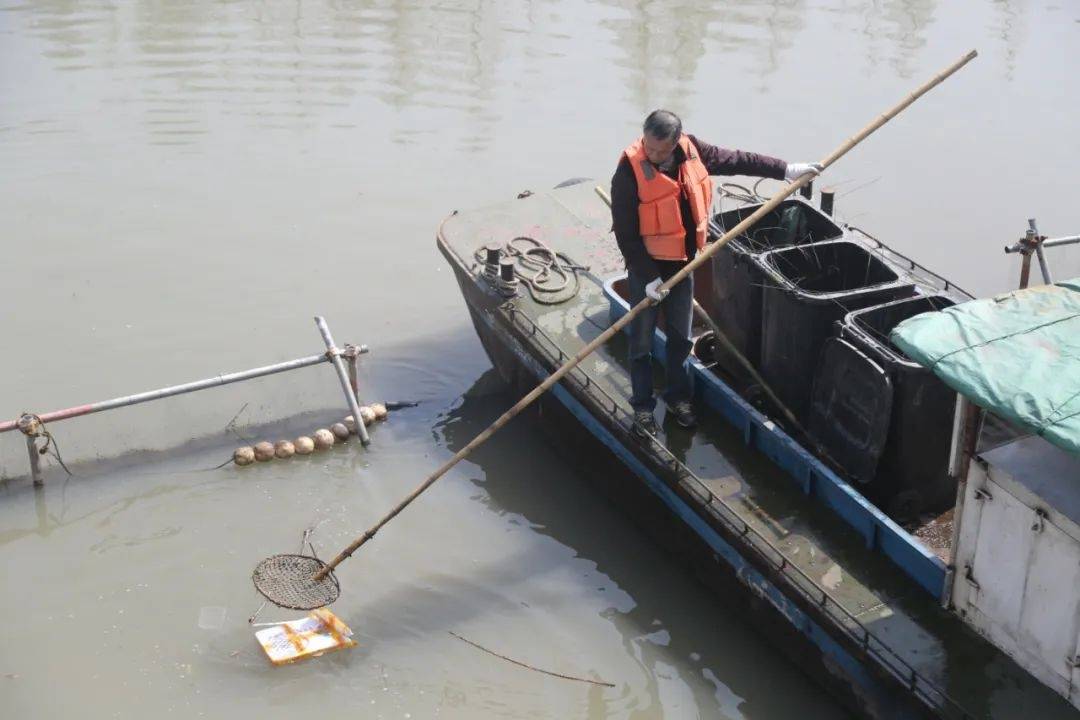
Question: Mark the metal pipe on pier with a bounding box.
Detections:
[0,353,341,435]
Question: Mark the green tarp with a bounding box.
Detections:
[890,279,1080,455]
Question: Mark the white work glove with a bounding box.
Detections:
[645,278,668,302]
[784,162,823,182]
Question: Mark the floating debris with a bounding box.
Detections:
[274,440,295,459]
[254,441,275,462]
[312,429,335,450]
[254,608,356,666]
[234,446,255,466]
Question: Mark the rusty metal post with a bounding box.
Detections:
[954,397,989,487]
[1029,218,1054,285]
[820,187,835,216]
[1018,239,1033,289]
[26,435,42,486]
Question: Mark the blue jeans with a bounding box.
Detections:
[628,266,694,412]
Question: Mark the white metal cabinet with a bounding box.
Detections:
[950,454,1080,709]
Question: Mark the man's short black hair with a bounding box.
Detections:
[643,109,682,142]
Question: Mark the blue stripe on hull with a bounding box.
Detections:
[604,278,946,598]
[471,305,913,718]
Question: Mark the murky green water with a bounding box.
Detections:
[1,1,1077,717]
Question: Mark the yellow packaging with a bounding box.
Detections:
[255,608,357,666]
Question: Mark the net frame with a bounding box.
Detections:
[252,553,340,610]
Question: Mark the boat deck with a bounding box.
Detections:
[437,182,1078,718]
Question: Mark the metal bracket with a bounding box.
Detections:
[1029,218,1054,285]
[973,486,993,502]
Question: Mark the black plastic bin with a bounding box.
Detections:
[706,198,842,372]
[834,294,959,516]
[759,239,916,423]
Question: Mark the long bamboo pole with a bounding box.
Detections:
[312,49,978,582]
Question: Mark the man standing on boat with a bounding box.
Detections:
[611,109,820,436]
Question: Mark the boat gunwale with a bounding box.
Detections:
[437,222,971,717]
[477,280,973,720]
[602,272,948,596]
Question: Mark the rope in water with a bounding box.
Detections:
[448,631,615,687]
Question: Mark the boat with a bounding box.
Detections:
[436,178,1080,719]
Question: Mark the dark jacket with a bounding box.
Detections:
[611,134,786,281]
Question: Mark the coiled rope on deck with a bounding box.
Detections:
[476,236,588,305]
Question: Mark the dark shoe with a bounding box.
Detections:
[669,400,697,428]
[632,410,659,438]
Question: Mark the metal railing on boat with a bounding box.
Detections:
[497,301,974,720]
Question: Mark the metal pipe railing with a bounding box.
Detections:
[1004,234,1080,253]
[3,317,370,484]
[1,353,339,434]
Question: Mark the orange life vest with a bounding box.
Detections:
[622,134,713,261]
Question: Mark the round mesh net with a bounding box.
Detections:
[252,554,340,610]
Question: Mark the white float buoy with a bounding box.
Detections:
[274,440,296,459]
[234,446,255,466]
[331,423,350,441]
[254,441,276,462]
[359,406,376,426]
[313,428,335,450]
[371,403,388,421]
[343,415,357,434]
[294,436,315,455]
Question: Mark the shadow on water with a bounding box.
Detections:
[366,368,848,718]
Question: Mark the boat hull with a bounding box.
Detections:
[446,253,936,720]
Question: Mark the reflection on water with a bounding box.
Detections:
[854,0,937,78]
[598,0,811,104]
[4,0,995,146]
[5,0,518,149]
[990,0,1022,80]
